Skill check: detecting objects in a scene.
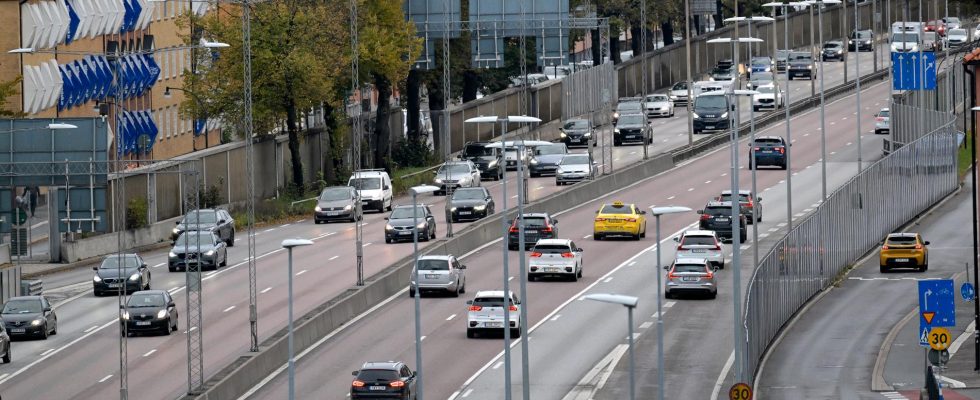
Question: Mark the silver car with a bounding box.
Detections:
[409,255,466,297]
[673,230,725,268]
[528,239,584,281]
[668,81,690,104]
[644,94,674,118]
[664,257,718,299]
[504,145,532,170]
[466,290,522,338]
[433,161,481,195]
[875,108,890,135]
[555,154,597,185]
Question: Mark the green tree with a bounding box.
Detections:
[0,76,25,117]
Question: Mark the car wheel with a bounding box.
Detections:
[780,163,787,170]
[227,231,235,247]
[172,317,178,332]
[168,265,176,273]
[577,267,583,278]
[2,345,9,363]
[879,264,888,273]
[709,291,718,299]
[452,285,460,297]
[614,139,621,146]
[144,280,151,290]
[460,282,466,294]
[467,329,476,339]
[314,219,321,225]
[386,237,392,244]
[511,328,521,338]
[570,272,578,282]
[51,319,57,335]
[409,288,416,298]
[664,291,673,299]
[594,233,601,241]
[640,227,646,238]
[920,263,929,272]
[528,274,536,282]
[41,323,48,340]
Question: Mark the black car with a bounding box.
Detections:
[787,52,815,80]
[120,290,178,336]
[461,142,504,180]
[822,41,845,61]
[558,119,596,148]
[697,201,747,242]
[716,59,734,69]
[848,29,874,51]
[172,209,236,247]
[1,296,57,340]
[529,143,568,177]
[613,113,651,146]
[350,361,418,400]
[168,231,229,271]
[314,186,361,223]
[612,101,643,126]
[692,94,732,134]
[748,135,788,170]
[385,204,436,243]
[449,187,495,222]
[507,213,558,250]
[93,253,152,296]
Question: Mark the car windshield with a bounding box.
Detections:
[695,95,727,109]
[357,369,399,382]
[463,144,494,157]
[176,232,213,245]
[417,259,449,271]
[878,110,890,117]
[754,138,783,145]
[183,210,217,224]
[563,120,590,130]
[751,57,769,65]
[349,177,381,190]
[892,33,918,42]
[751,72,773,81]
[711,67,732,75]
[319,188,351,201]
[673,263,707,273]
[618,114,645,125]
[789,53,811,61]
[719,193,751,202]
[886,236,918,245]
[823,42,841,49]
[756,86,775,94]
[560,155,590,165]
[647,95,669,103]
[100,255,140,269]
[682,235,716,246]
[438,164,470,174]
[853,31,872,39]
[516,217,547,227]
[533,244,572,254]
[473,297,513,307]
[672,82,687,90]
[128,293,167,308]
[776,50,791,60]
[946,17,960,24]
[599,204,632,214]
[452,189,485,200]
[535,144,566,155]
[1,299,41,314]
[390,206,425,219]
[950,29,966,36]
[617,103,642,112]
[704,206,732,216]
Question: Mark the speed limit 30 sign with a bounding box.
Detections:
[729,383,752,400]
[929,327,952,351]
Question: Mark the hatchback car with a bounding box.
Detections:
[168,231,228,271]
[718,189,763,224]
[351,361,418,399]
[461,141,504,180]
[669,81,691,104]
[822,40,846,61]
[433,161,481,195]
[1,296,57,339]
[748,136,788,170]
[947,28,970,47]
[664,258,718,299]
[644,94,674,118]
[943,16,961,30]
[880,232,929,272]
[466,290,522,338]
[559,119,596,148]
[593,201,647,240]
[674,230,725,268]
[507,213,558,250]
[874,108,890,134]
[0,324,10,363]
[385,204,436,243]
[528,239,584,281]
[120,290,178,336]
[556,154,597,185]
[698,201,747,242]
[787,52,815,80]
[409,255,466,297]
[449,187,494,222]
[93,253,151,296]
[314,186,361,223]
[775,49,791,72]
[749,56,774,77]
[613,113,652,146]
[529,143,569,177]
[172,208,235,246]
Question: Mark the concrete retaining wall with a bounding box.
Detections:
[59,216,181,263]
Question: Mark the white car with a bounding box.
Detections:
[466,290,521,338]
[943,17,961,30]
[947,28,969,47]
[555,154,597,185]
[669,81,691,105]
[528,239,583,281]
[752,84,783,111]
[875,108,890,135]
[503,145,531,170]
[673,230,725,268]
[644,94,675,118]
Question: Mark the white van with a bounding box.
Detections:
[693,81,729,98]
[348,169,393,212]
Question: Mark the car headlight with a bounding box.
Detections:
[529,159,538,165]
[721,112,729,119]
[560,131,567,138]
[584,131,592,137]
[157,310,168,319]
[692,112,700,119]
[314,206,322,212]
[807,65,813,69]
[556,167,565,174]
[31,319,43,326]
[614,128,621,134]
[205,249,216,256]
[709,77,716,81]
[169,251,177,258]
[450,207,457,212]
[344,204,353,211]
[434,178,443,184]
[385,224,394,231]
[172,227,181,235]
[93,275,102,282]
[863,40,871,44]
[474,204,487,211]
[487,159,498,168]
[849,40,854,44]
[121,311,130,320]
[129,273,141,281]
[613,112,620,118]
[416,222,427,229]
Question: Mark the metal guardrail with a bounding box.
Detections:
[289,197,317,209]
[20,279,42,296]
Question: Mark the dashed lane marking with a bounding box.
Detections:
[261,287,272,294]
[98,374,112,383]
[223,306,236,313]
[151,263,164,269]
[551,314,562,321]
[446,314,457,321]
[296,270,307,276]
[143,349,157,357]
[329,255,339,261]
[639,321,653,329]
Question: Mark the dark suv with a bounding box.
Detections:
[507,213,559,250]
[172,209,236,246]
[848,29,875,51]
[748,136,788,170]
[787,52,815,80]
[613,113,651,146]
[351,361,418,399]
[461,142,503,180]
[697,201,747,242]
[692,94,732,134]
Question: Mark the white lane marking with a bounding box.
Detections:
[30,220,47,230]
[688,188,694,191]
[803,133,810,137]
[329,255,339,261]
[84,325,99,333]
[363,243,372,247]
[296,270,307,276]
[551,314,562,321]
[615,158,621,161]
[628,261,636,266]
[536,186,544,190]
[794,213,806,217]
[583,234,592,239]
[831,151,837,155]
[462,389,474,398]
[759,233,770,238]
[721,173,727,177]
[297,219,306,223]
[603,277,613,283]
[261,287,272,294]
[709,351,737,400]
[804,208,813,212]
[949,321,976,356]
[143,349,157,357]
[98,374,112,383]
[846,142,853,146]
[0,317,118,386]
[263,228,274,233]
[446,314,457,321]
[493,361,504,370]
[508,276,515,281]
[282,224,291,228]
[704,180,711,184]
[777,223,787,227]
[420,336,426,341]
[779,180,785,184]
[667,195,676,200]
[664,301,675,308]
[223,306,236,313]
[768,228,780,232]
[151,263,164,269]
[40,349,55,356]
[512,195,519,199]
[639,321,654,329]
[631,333,642,340]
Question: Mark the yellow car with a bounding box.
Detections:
[879,232,929,273]
[593,201,647,240]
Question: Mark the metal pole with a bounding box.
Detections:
[810,6,816,97]
[628,305,636,400]
[965,65,979,371]
[500,119,513,400]
[243,0,260,355]
[783,4,794,231]
[844,0,849,83]
[819,2,828,201]
[351,0,365,287]
[287,246,295,400]
[856,0,863,172]
[686,0,694,146]
[749,21,760,277]
[730,48,745,384]
[412,189,425,399]
[642,0,649,160]
[655,215,664,400]
[517,141,530,400]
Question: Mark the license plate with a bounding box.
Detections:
[326,211,340,216]
[705,125,714,129]
[691,249,706,253]
[425,274,439,279]
[459,211,471,215]
[895,258,910,262]
[399,231,411,235]
[136,321,151,326]
[571,139,581,143]
[107,283,121,288]
[369,386,387,391]
[716,217,729,222]
[682,277,698,282]
[524,230,537,234]
[545,267,561,272]
[10,328,24,333]
[487,321,503,328]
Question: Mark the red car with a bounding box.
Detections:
[925,20,947,36]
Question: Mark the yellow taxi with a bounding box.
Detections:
[593,201,647,241]
[879,232,929,273]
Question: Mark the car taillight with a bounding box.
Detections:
[746,199,754,208]
[625,218,637,222]
[469,305,482,311]
[915,244,923,249]
[352,380,366,387]
[754,146,761,151]
[714,240,722,250]
[595,218,606,222]
[705,271,714,279]
[700,214,710,220]
[777,147,785,154]
[882,245,889,250]
[876,117,885,122]
[668,272,678,279]
[509,305,519,311]
[509,226,519,233]
[677,245,685,250]
[541,226,554,233]
[390,381,405,388]
[530,252,542,257]
[561,252,575,258]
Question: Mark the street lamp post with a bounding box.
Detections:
[808,0,841,202]
[407,184,439,400]
[584,294,639,400]
[650,206,692,400]
[280,238,314,400]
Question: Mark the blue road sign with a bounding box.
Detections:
[919,279,955,330]
[920,326,930,346]
[892,52,937,91]
[962,282,975,302]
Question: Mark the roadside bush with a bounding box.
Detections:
[125,197,149,230]
[392,136,435,169]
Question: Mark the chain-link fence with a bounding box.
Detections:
[561,62,617,121]
[743,107,959,383]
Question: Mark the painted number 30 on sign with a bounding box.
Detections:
[929,327,951,351]
[729,383,753,400]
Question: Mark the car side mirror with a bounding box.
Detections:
[168,302,176,308]
[757,197,762,202]
[142,263,148,268]
[924,241,931,245]
[93,266,99,271]
[352,371,359,376]
[696,210,704,214]
[460,265,467,270]
[673,237,680,242]
[218,219,226,224]
[175,221,181,225]
[552,218,558,224]
[466,300,473,305]
[713,266,720,271]
[576,248,584,252]
[664,265,671,270]
[384,217,389,220]
[43,307,51,312]
[119,304,126,310]
[639,210,647,215]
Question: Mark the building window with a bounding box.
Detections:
[157,111,164,141]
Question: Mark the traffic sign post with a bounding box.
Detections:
[729,383,752,400]
[919,280,956,347]
[891,52,937,91]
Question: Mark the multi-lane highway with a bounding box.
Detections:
[238,51,893,400]
[0,46,885,399]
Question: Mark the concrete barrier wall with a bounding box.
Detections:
[60,216,181,263]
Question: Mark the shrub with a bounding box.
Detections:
[125,197,149,230]
[392,136,435,169]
